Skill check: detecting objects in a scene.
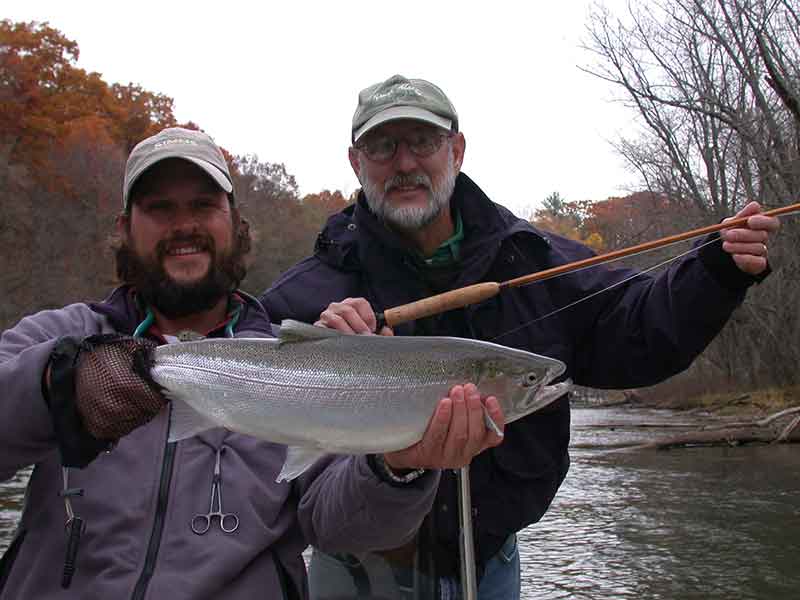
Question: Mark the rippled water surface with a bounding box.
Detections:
[2,408,798,598]
[520,408,800,599]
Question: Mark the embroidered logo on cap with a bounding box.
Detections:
[373,83,424,104]
[153,138,200,151]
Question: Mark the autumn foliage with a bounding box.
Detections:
[0,20,350,329]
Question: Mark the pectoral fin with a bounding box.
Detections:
[277,445,330,482]
[168,397,219,442]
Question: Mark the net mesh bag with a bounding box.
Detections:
[74,335,167,440]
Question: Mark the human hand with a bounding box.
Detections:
[383,384,505,471]
[74,335,167,440]
[315,297,394,336]
[720,201,781,275]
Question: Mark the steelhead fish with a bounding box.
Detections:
[153,320,570,481]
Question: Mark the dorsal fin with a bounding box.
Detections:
[278,319,343,345]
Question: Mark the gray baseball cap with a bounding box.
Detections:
[123,127,234,210]
[351,75,459,143]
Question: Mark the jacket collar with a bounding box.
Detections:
[313,172,551,274]
[88,285,273,338]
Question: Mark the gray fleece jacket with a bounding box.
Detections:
[0,288,439,599]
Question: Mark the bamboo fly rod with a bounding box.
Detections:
[378,202,800,328]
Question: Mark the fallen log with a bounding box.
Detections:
[581,405,800,451]
[613,427,780,451]
[577,422,698,429]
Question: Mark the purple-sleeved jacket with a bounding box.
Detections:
[0,286,440,600]
[260,172,761,573]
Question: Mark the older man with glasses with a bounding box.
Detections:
[260,74,779,599]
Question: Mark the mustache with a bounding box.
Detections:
[384,173,432,193]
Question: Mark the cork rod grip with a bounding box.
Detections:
[382,282,501,328]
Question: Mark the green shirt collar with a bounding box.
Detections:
[419,210,464,267]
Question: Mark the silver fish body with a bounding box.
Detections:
[153,320,570,480]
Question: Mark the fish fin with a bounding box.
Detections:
[483,406,504,438]
[278,319,342,345]
[276,446,329,482]
[168,398,219,442]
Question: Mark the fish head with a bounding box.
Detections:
[475,349,567,424]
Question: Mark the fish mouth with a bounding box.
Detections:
[505,364,568,423]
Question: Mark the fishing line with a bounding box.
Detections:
[491,236,723,343]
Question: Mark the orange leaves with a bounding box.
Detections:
[1,19,177,191]
[530,192,687,253]
[302,190,351,215]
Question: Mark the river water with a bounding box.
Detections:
[2,407,798,598]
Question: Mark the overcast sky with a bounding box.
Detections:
[9,1,638,217]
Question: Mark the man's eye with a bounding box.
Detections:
[368,138,394,154]
[146,201,170,212]
[410,133,438,152]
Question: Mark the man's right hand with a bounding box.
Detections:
[73,335,168,440]
[315,297,394,336]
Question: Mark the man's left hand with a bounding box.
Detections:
[383,383,504,471]
[721,201,780,275]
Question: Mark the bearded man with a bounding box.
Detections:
[0,127,504,599]
[260,75,781,599]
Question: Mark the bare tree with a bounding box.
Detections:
[583,0,800,389]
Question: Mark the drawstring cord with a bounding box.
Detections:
[132,306,155,339]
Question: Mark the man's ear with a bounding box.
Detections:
[452,132,466,172]
[348,147,361,179]
[116,213,130,238]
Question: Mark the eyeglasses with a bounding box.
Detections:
[355,130,452,163]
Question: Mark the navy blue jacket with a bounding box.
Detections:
[260,172,758,572]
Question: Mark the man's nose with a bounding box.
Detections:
[170,206,201,232]
[392,140,419,172]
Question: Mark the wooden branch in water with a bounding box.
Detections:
[620,428,783,451]
[577,422,698,429]
[703,405,800,430]
[777,415,800,442]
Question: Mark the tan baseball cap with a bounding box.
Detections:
[123,127,233,210]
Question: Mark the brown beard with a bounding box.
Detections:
[113,212,251,319]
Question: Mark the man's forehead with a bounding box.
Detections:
[367,119,446,136]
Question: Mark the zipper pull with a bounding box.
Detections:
[61,516,85,588]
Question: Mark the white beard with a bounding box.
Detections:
[360,148,457,230]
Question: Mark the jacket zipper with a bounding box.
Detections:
[130,435,177,600]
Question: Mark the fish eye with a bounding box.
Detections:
[522,372,539,387]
